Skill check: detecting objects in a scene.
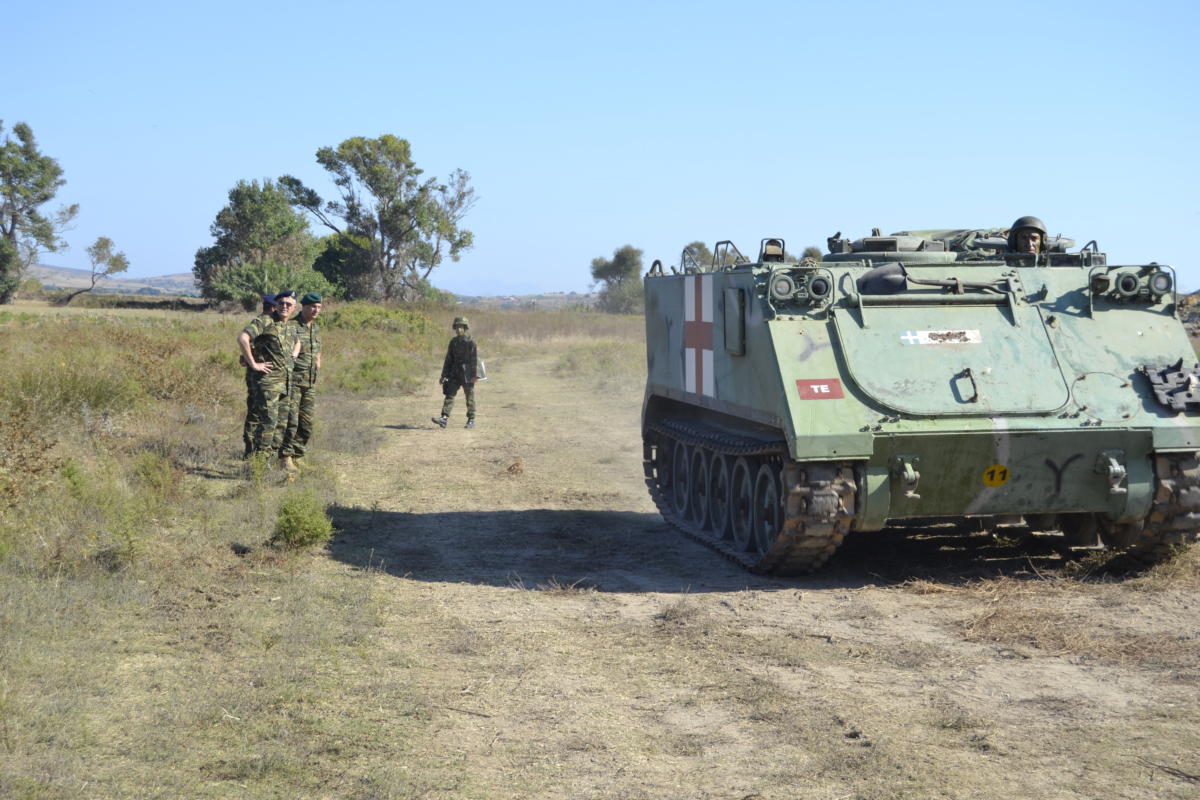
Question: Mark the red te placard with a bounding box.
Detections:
[796,378,844,399]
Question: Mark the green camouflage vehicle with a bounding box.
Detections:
[641,226,1200,574]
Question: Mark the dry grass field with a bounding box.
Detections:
[1,300,1198,799]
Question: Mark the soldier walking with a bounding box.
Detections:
[278,292,323,471]
[432,316,479,429]
[237,290,299,460]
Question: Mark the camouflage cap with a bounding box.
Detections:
[452,316,469,329]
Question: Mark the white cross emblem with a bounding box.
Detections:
[900,331,920,344]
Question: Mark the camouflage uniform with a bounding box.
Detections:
[241,312,273,456]
[279,316,321,458]
[440,333,478,420]
[245,315,298,455]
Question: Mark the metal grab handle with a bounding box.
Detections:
[958,367,979,403]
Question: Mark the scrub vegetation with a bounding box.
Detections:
[0,298,1197,799]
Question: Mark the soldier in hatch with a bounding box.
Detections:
[1007,216,1047,255]
[432,316,480,429]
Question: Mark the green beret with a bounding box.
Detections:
[301,292,323,305]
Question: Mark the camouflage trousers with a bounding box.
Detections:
[248,375,290,455]
[441,380,476,419]
[278,382,316,458]
[242,370,257,455]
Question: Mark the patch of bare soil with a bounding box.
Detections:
[327,354,1200,799]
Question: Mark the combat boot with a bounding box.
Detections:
[281,456,298,473]
[432,416,448,428]
[291,456,305,471]
[465,419,476,429]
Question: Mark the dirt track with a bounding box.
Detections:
[327,352,1200,799]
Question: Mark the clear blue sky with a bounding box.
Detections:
[7,0,1199,295]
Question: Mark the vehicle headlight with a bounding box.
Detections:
[1115,272,1141,297]
[808,276,831,300]
[1150,271,1173,295]
[770,274,797,301]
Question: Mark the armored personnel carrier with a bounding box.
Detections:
[641,226,1200,574]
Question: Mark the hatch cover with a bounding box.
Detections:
[832,304,1069,415]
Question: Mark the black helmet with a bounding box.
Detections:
[1007,216,1047,250]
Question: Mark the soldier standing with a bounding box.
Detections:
[278,293,323,472]
[432,316,479,429]
[237,290,299,459]
[240,293,276,458]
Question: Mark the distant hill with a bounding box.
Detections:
[28,264,200,297]
[26,263,593,307]
[454,291,596,310]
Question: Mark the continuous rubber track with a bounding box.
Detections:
[1120,452,1200,559]
[643,418,858,575]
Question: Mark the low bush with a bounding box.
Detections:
[323,305,432,335]
[270,489,334,549]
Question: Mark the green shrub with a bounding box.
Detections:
[270,489,334,549]
[323,304,432,335]
[130,450,183,503]
[327,351,425,394]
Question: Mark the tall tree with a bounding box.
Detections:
[591,245,644,314]
[62,237,129,304]
[311,232,376,300]
[0,121,79,304]
[681,240,714,270]
[280,135,475,302]
[194,179,330,307]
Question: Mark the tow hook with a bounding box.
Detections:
[1095,450,1128,495]
[892,455,921,500]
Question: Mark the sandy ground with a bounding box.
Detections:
[327,352,1200,800]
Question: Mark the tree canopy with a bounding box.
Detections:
[62,237,129,304]
[590,244,644,314]
[681,240,714,270]
[280,135,475,302]
[194,179,332,308]
[0,121,79,304]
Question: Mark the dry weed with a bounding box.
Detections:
[536,576,597,594]
[1131,541,1200,591]
[960,580,1197,669]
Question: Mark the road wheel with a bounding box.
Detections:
[708,453,731,540]
[670,439,691,518]
[730,457,754,550]
[688,446,710,529]
[752,462,783,555]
